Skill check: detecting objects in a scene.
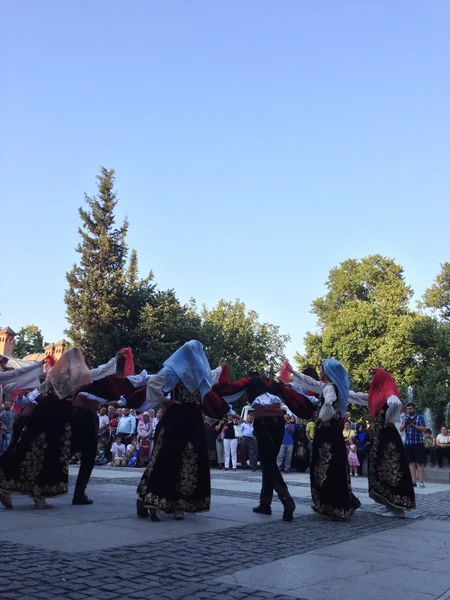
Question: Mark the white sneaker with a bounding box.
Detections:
[380,508,405,518]
[33,498,53,509]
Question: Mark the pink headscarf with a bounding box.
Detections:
[47,348,93,399]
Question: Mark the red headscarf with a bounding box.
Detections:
[44,354,57,372]
[279,361,291,384]
[118,348,135,377]
[368,368,400,419]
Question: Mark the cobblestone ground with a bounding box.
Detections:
[0,471,448,600]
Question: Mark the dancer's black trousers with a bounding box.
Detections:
[71,407,98,497]
[253,416,290,505]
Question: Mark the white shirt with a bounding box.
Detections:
[98,415,110,430]
[436,434,450,445]
[111,442,126,460]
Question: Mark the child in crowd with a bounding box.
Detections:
[111,436,127,467]
[70,453,81,465]
[424,428,435,467]
[95,439,108,466]
[127,437,140,467]
[348,436,360,477]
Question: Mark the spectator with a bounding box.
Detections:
[435,426,450,470]
[277,414,295,473]
[116,407,136,446]
[111,436,127,466]
[348,436,360,477]
[137,413,152,465]
[204,417,218,467]
[95,439,108,466]
[137,412,152,444]
[126,437,138,455]
[109,417,118,437]
[400,402,427,488]
[0,401,15,455]
[342,421,355,448]
[343,412,355,430]
[240,413,258,471]
[423,428,436,467]
[154,408,163,428]
[306,413,316,464]
[107,405,117,421]
[126,437,139,466]
[293,418,309,472]
[215,419,225,470]
[98,407,110,439]
[355,423,368,476]
[223,414,238,471]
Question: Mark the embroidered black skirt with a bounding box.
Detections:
[0,394,72,498]
[368,404,415,510]
[310,418,360,521]
[137,401,211,513]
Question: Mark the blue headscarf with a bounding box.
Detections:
[159,340,213,399]
[322,358,350,417]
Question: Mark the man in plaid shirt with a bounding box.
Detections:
[400,402,427,488]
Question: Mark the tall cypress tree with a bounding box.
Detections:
[65,167,130,366]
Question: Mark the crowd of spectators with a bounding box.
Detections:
[2,394,449,476]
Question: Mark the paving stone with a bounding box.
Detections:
[2,471,449,600]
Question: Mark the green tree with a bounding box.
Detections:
[200,299,289,378]
[296,255,419,391]
[13,325,45,359]
[413,320,450,430]
[420,262,450,323]
[65,167,135,366]
[134,292,203,373]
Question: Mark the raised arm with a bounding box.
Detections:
[385,395,402,424]
[290,369,323,396]
[277,383,315,419]
[348,390,369,407]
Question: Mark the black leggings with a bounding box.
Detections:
[253,416,290,505]
[71,407,98,495]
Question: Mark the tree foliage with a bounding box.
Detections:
[296,255,419,391]
[13,325,45,359]
[134,292,203,373]
[411,315,450,426]
[200,299,289,378]
[420,262,450,323]
[65,168,147,366]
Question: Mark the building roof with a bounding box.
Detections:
[6,357,39,369]
[55,339,67,345]
[0,326,16,336]
[22,353,46,362]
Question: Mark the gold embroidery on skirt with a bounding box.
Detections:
[314,442,332,487]
[137,427,165,499]
[368,406,415,510]
[177,442,199,496]
[378,441,402,487]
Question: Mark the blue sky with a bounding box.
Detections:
[2,1,449,361]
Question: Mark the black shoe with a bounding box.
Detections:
[253,504,272,515]
[149,508,162,522]
[136,499,149,519]
[353,497,362,510]
[282,497,296,522]
[72,494,93,505]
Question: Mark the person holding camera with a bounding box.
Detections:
[400,402,427,488]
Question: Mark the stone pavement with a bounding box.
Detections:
[0,467,449,600]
